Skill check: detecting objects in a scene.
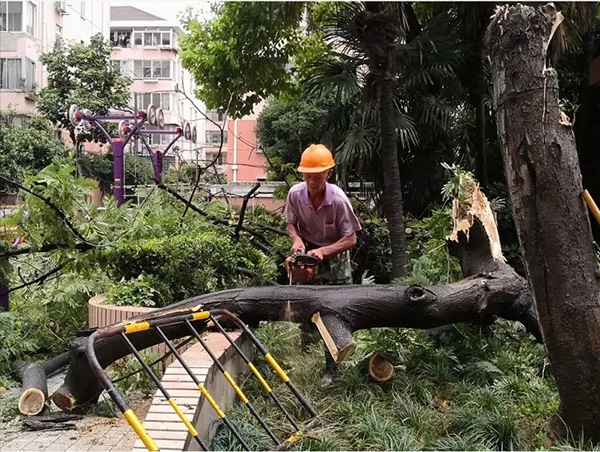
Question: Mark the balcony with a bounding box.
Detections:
[110,30,176,50]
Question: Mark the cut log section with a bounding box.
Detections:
[14,361,48,415]
[361,352,395,382]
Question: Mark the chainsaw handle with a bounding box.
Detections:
[289,253,319,267]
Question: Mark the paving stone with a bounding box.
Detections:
[0,440,30,451]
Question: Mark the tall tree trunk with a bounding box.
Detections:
[360,2,407,279]
[487,3,600,441]
[474,86,488,187]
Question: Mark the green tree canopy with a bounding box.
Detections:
[0,114,68,192]
[178,2,327,118]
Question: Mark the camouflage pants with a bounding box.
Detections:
[306,243,353,285]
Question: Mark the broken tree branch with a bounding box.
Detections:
[234,183,261,241]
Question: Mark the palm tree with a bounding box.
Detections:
[304,3,465,279]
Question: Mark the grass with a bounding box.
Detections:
[208,319,593,451]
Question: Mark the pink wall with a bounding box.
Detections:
[0,93,37,115]
[226,119,268,182]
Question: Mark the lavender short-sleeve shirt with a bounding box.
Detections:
[284,182,362,247]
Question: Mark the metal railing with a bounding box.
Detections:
[86,309,318,451]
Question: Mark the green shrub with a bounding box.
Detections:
[104,230,277,305]
[105,275,165,308]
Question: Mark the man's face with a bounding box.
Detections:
[303,169,330,196]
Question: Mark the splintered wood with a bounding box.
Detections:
[447,183,505,263]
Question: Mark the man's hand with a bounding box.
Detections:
[291,239,305,255]
[284,256,294,272]
[307,248,326,261]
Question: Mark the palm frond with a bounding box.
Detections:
[418,94,453,135]
[337,124,379,172]
[320,2,366,55]
[303,53,364,101]
[396,110,420,150]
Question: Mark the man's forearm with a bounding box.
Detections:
[287,224,303,243]
[321,233,357,258]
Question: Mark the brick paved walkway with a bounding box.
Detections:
[1,368,148,452]
[1,332,240,452]
[1,421,138,451]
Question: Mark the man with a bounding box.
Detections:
[284,144,362,381]
[284,144,362,284]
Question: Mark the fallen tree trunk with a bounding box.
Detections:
[360,352,396,382]
[50,216,539,412]
[14,361,47,416]
[13,183,535,413]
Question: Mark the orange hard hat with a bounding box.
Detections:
[297,144,335,173]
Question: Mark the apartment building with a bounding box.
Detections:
[0,1,109,120]
[109,5,203,168]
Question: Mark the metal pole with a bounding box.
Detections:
[113,138,125,207]
[153,326,250,451]
[211,311,317,418]
[209,316,300,430]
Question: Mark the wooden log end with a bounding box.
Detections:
[18,388,46,416]
[368,352,394,382]
[311,312,356,363]
[51,391,77,412]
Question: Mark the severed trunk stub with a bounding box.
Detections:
[360,352,396,382]
[14,361,48,416]
[44,183,541,413]
[486,3,600,442]
[12,352,70,416]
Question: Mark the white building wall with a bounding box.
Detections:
[61,1,109,44]
[0,0,109,116]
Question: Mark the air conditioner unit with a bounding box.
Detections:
[55,1,67,15]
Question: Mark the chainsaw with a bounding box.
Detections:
[288,252,320,285]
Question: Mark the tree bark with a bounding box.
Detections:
[12,352,70,415]
[14,361,48,416]
[360,2,407,279]
[487,3,600,441]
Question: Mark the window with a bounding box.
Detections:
[55,24,62,39]
[206,152,227,166]
[206,109,224,122]
[24,1,34,35]
[79,0,85,17]
[0,1,22,32]
[0,58,35,90]
[23,58,34,90]
[206,130,226,145]
[147,133,170,147]
[132,60,170,79]
[134,92,170,111]
[110,30,131,48]
[112,60,130,77]
[0,58,21,90]
[131,30,172,47]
